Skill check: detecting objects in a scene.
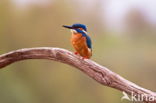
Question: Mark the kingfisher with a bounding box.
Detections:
[63,23,92,59]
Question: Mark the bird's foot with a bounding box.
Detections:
[74,52,78,55]
[82,56,89,60]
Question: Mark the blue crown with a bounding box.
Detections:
[63,23,87,31]
[72,24,87,31]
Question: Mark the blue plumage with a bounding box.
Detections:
[72,24,87,31]
[75,29,92,49]
[63,23,92,58]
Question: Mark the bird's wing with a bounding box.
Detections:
[86,35,92,49]
[76,29,92,49]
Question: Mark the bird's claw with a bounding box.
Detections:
[82,57,89,60]
[74,52,78,55]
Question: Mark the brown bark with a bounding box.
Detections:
[0,47,156,103]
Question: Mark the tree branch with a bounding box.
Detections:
[0,47,156,103]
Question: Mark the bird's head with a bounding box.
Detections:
[63,23,87,34]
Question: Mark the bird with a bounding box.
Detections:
[63,23,92,59]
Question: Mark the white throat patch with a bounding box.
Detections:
[71,29,77,34]
[70,29,88,35]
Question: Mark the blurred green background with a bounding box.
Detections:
[0,0,156,103]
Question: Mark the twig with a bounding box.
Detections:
[0,47,156,103]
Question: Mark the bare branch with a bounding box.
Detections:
[0,47,156,103]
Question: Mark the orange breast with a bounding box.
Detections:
[71,33,92,58]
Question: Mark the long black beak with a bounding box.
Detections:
[62,25,73,29]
